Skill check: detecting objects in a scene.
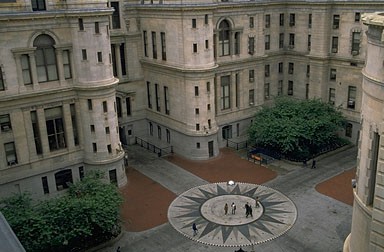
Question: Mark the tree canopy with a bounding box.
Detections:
[0,172,123,252]
[248,97,347,160]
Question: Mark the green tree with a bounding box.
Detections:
[0,172,123,252]
[248,97,347,160]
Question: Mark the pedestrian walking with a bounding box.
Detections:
[231,202,236,214]
[248,205,253,217]
[245,203,249,218]
[224,203,228,215]
[311,159,316,169]
[116,246,121,252]
[192,222,198,236]
[255,197,260,208]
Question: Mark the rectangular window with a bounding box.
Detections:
[235,73,239,108]
[205,14,209,25]
[161,32,166,60]
[5,142,17,166]
[195,108,199,115]
[120,44,127,76]
[355,12,361,22]
[330,68,337,81]
[45,107,66,151]
[332,37,338,53]
[164,86,170,115]
[70,104,79,146]
[155,84,160,112]
[288,81,293,95]
[97,52,103,63]
[63,50,72,79]
[288,62,294,74]
[147,81,152,109]
[105,127,110,134]
[116,97,122,117]
[90,125,95,132]
[333,15,340,29]
[279,13,284,26]
[248,37,255,55]
[249,69,254,82]
[249,17,254,28]
[265,35,270,50]
[352,32,361,55]
[289,33,295,48]
[206,82,210,92]
[279,33,284,49]
[348,86,356,109]
[82,49,87,60]
[32,0,46,11]
[103,101,108,112]
[278,80,283,96]
[78,18,84,31]
[264,83,270,99]
[205,40,209,49]
[308,14,312,28]
[207,104,211,111]
[193,43,198,53]
[166,129,170,143]
[289,13,295,26]
[88,99,93,110]
[42,176,49,194]
[31,111,42,154]
[249,89,255,105]
[111,2,121,29]
[192,19,197,28]
[329,88,335,105]
[152,32,157,59]
[92,143,97,152]
[234,32,240,55]
[196,124,200,131]
[195,86,199,96]
[306,65,310,77]
[306,83,309,99]
[221,76,230,110]
[95,22,100,34]
[158,126,162,139]
[208,119,211,129]
[196,142,200,149]
[308,35,311,51]
[79,166,84,180]
[107,144,112,154]
[149,122,153,136]
[278,62,283,73]
[0,114,11,132]
[21,54,32,85]
[265,14,270,28]
[126,97,131,116]
[143,31,148,57]
[265,64,270,77]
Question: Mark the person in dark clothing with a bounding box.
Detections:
[245,203,249,217]
[192,222,198,236]
[311,159,316,169]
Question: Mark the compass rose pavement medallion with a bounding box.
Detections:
[168,182,297,247]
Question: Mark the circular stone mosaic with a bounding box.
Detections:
[168,182,297,247]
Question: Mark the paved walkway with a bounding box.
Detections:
[101,145,357,252]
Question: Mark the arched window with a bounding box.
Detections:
[33,35,58,82]
[218,20,231,56]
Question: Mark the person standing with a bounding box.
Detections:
[231,202,236,214]
[248,205,253,217]
[245,203,249,218]
[192,223,198,236]
[224,203,228,215]
[255,197,260,208]
[311,159,316,169]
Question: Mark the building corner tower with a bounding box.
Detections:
[344,12,384,252]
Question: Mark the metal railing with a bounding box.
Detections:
[135,137,173,157]
[226,139,248,150]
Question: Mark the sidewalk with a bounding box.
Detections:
[101,145,357,252]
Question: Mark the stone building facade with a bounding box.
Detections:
[0,0,383,200]
[0,0,127,199]
[343,12,384,252]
